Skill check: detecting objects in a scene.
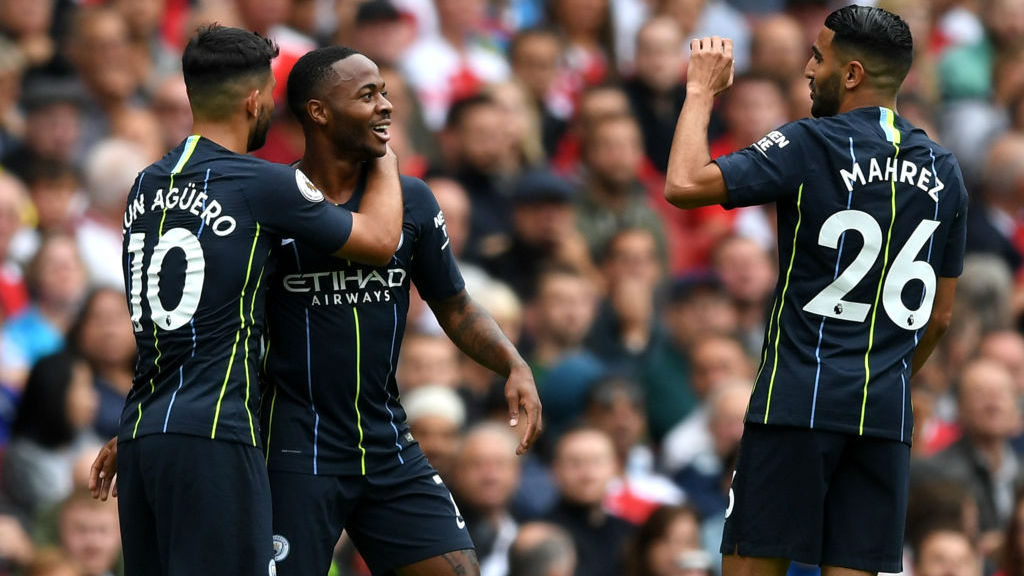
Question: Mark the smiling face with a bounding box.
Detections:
[805,27,843,118]
[318,54,392,160]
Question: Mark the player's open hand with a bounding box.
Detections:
[505,361,543,455]
[687,36,734,97]
[89,436,118,501]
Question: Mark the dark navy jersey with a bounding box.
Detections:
[715,107,968,443]
[119,136,354,446]
[260,175,464,475]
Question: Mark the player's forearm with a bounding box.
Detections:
[911,320,949,377]
[429,290,527,377]
[664,88,717,209]
[352,154,403,265]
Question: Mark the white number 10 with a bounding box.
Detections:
[803,209,939,331]
[126,228,206,332]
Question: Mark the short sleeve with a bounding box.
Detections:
[406,178,465,301]
[714,120,815,209]
[244,165,353,254]
[939,162,969,278]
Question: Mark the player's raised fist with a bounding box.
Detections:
[686,36,734,97]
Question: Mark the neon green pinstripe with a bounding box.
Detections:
[752,296,779,395]
[860,112,901,434]
[263,385,278,465]
[764,183,804,423]
[240,264,266,446]
[132,135,200,438]
[352,307,368,473]
[212,224,261,439]
[354,307,366,473]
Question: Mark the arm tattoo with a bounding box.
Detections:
[431,291,519,376]
[442,549,479,576]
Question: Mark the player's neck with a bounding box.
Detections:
[838,91,898,115]
[299,145,363,205]
[190,119,251,155]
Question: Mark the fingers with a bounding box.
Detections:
[689,36,734,54]
[517,395,543,456]
[506,387,520,428]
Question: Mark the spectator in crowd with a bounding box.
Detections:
[0,511,34,575]
[710,234,776,355]
[979,329,1024,399]
[22,548,83,576]
[0,172,29,320]
[641,273,737,443]
[479,170,592,300]
[912,528,982,576]
[149,74,191,152]
[440,95,515,262]
[583,376,683,524]
[508,27,571,157]
[586,228,665,375]
[551,83,632,175]
[349,1,415,69]
[395,329,462,392]
[546,426,635,576]
[1,234,88,390]
[66,7,141,153]
[965,134,1024,280]
[748,14,806,83]
[451,422,523,576]
[484,80,546,173]
[402,0,509,130]
[918,359,1024,560]
[0,38,26,159]
[1,79,85,180]
[78,138,148,288]
[523,266,604,437]
[66,287,133,439]
[547,0,616,88]
[575,113,667,265]
[111,0,179,89]
[56,489,120,576]
[2,352,99,521]
[625,504,711,576]
[508,521,577,576]
[403,384,467,482]
[0,0,56,73]
[661,334,753,473]
[10,159,83,264]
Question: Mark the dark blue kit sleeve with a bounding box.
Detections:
[406,178,465,301]
[245,165,353,254]
[714,120,814,209]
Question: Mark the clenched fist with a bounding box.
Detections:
[686,37,734,98]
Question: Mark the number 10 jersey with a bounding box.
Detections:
[119,136,354,446]
[715,107,968,443]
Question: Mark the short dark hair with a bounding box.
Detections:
[287,45,362,124]
[824,5,913,93]
[444,93,497,131]
[181,24,279,119]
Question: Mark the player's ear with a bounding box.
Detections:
[844,61,865,90]
[245,89,261,119]
[306,99,329,126]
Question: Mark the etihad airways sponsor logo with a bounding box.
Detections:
[282,268,407,306]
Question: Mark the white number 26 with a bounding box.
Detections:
[803,209,939,331]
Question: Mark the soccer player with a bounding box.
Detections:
[259,46,542,576]
[89,26,403,576]
[663,6,966,576]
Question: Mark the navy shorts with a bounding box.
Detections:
[117,434,274,576]
[721,423,910,573]
[269,454,475,575]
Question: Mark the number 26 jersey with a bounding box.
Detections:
[120,136,354,446]
[715,107,968,443]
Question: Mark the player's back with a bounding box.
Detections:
[716,106,967,442]
[120,136,352,446]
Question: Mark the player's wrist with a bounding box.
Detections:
[684,85,716,103]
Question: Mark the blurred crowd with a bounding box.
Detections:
[0,0,1022,575]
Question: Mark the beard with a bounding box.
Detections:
[810,70,842,118]
[246,105,273,152]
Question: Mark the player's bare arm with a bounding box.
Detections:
[428,290,543,455]
[664,36,734,209]
[331,146,402,266]
[89,435,118,501]
[396,549,480,576]
[911,276,958,376]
